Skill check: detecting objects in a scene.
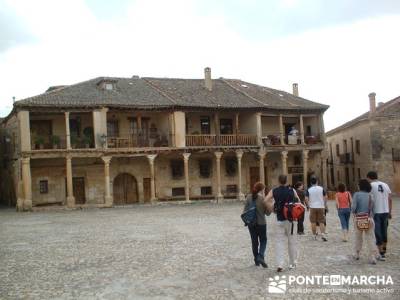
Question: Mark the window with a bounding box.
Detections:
[356,140,361,154]
[343,139,348,153]
[225,158,237,176]
[39,180,48,194]
[105,83,114,90]
[199,159,212,178]
[172,187,185,197]
[220,119,233,134]
[330,168,335,185]
[200,116,211,134]
[337,170,340,181]
[201,186,212,195]
[336,144,340,156]
[357,168,361,180]
[294,155,301,166]
[226,184,238,194]
[171,159,184,179]
[107,120,119,137]
[352,167,355,182]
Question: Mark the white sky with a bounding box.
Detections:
[1,0,400,131]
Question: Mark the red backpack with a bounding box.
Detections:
[283,202,305,221]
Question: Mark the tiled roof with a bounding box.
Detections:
[14,76,329,111]
[326,96,400,136]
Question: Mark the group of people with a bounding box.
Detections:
[242,171,393,272]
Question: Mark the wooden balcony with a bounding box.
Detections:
[107,134,170,148]
[186,134,258,146]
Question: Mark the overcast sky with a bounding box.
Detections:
[1,0,400,130]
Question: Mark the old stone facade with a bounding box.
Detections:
[326,93,400,194]
[0,68,329,210]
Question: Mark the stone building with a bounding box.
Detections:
[0,68,329,211]
[326,93,400,194]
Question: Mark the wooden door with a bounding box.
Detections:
[143,178,151,203]
[113,173,138,205]
[394,161,400,194]
[73,177,86,204]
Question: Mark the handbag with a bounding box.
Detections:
[355,195,372,231]
[241,198,257,227]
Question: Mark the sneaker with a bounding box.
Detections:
[353,254,360,261]
[376,255,386,262]
[321,235,328,242]
[289,263,296,270]
[259,260,268,268]
[277,267,283,272]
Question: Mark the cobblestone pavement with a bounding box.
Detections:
[1,199,399,300]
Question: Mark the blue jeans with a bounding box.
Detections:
[338,208,351,230]
[374,213,389,246]
[248,224,267,261]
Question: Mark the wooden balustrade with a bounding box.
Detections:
[186,134,257,146]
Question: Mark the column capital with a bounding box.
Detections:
[235,150,244,159]
[258,149,266,158]
[214,151,223,159]
[281,151,288,159]
[147,154,157,163]
[21,157,30,164]
[64,111,70,116]
[102,156,112,164]
[66,154,72,160]
[302,149,309,159]
[182,153,191,161]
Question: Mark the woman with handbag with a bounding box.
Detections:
[242,182,269,268]
[351,179,379,264]
[336,183,352,242]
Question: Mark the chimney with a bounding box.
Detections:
[204,67,212,91]
[292,83,299,96]
[369,92,376,117]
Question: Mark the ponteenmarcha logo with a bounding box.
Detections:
[268,275,287,293]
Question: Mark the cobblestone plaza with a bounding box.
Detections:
[1,200,399,299]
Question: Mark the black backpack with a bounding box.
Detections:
[241,198,257,227]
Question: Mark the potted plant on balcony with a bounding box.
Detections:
[34,136,45,149]
[82,136,92,148]
[70,134,79,149]
[50,135,60,149]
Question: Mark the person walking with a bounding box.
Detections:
[305,176,328,241]
[265,175,301,272]
[336,183,352,242]
[243,182,268,268]
[351,179,378,264]
[294,182,306,235]
[367,171,392,260]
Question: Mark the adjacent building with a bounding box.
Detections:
[326,93,400,194]
[0,68,329,210]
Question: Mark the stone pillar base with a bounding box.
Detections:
[23,199,32,211]
[150,198,158,205]
[16,198,24,212]
[216,195,224,203]
[66,196,75,208]
[104,196,113,207]
[237,193,245,201]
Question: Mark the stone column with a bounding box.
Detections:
[281,151,288,175]
[65,112,71,149]
[236,150,245,201]
[21,157,32,211]
[299,114,305,144]
[93,107,108,149]
[102,156,113,207]
[303,150,309,188]
[66,155,75,208]
[259,150,266,185]
[279,114,285,145]
[321,150,328,190]
[214,151,224,202]
[183,153,191,202]
[147,154,158,203]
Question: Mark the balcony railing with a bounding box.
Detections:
[186,134,258,146]
[107,134,171,148]
[31,135,68,150]
[262,133,322,146]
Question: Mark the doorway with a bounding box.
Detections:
[249,167,268,191]
[113,173,139,205]
[73,177,86,204]
[143,178,151,203]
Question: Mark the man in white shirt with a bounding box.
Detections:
[305,176,328,241]
[367,171,392,260]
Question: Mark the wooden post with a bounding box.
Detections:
[303,150,309,188]
[214,113,220,145]
[281,151,288,175]
[65,112,71,149]
[279,114,285,145]
[235,112,239,144]
[299,114,305,145]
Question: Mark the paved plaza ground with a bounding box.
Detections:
[0,199,399,299]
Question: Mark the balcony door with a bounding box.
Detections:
[220,119,233,134]
[130,118,150,146]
